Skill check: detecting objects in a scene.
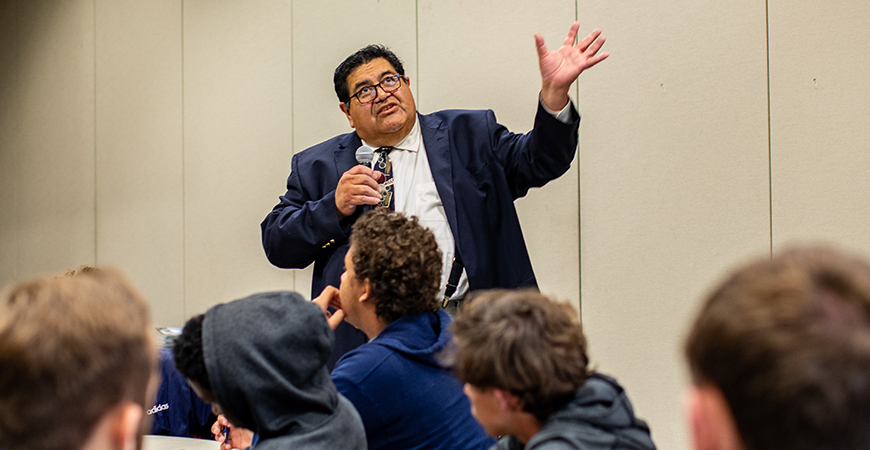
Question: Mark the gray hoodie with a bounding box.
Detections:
[202,291,367,450]
[495,373,656,450]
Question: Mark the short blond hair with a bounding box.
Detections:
[0,267,156,450]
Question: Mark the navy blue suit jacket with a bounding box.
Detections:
[261,102,579,364]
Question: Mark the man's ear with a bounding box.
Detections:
[686,385,742,450]
[339,102,355,128]
[112,402,144,450]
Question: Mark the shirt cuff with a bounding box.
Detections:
[539,95,574,124]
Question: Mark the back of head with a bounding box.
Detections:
[174,291,339,437]
[685,245,870,450]
[0,268,155,450]
[451,289,589,422]
[350,209,442,323]
[334,44,405,104]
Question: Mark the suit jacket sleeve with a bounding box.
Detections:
[490,101,580,199]
[260,151,352,269]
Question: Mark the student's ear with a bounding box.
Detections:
[686,385,742,450]
[112,403,144,450]
[493,388,523,413]
[359,278,373,303]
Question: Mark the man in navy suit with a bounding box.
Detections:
[261,22,608,366]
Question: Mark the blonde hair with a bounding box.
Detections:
[0,267,156,450]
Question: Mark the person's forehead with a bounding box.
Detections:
[344,246,354,265]
[347,58,397,89]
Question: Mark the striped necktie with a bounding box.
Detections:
[375,147,394,210]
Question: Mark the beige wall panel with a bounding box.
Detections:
[577,1,770,449]
[291,0,417,150]
[417,0,580,305]
[95,0,184,327]
[769,2,870,253]
[16,0,96,280]
[288,0,416,298]
[184,1,294,317]
[0,0,19,290]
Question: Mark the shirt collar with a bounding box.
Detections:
[360,114,421,153]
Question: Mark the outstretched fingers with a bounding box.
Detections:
[563,21,580,47]
[584,51,610,70]
[576,28,603,53]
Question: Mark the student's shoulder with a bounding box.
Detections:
[331,342,398,384]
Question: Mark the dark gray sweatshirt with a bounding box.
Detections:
[495,373,656,450]
[202,291,367,450]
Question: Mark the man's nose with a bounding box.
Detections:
[374,84,393,102]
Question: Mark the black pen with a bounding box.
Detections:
[223,425,232,446]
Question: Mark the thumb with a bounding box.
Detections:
[534,34,547,59]
[327,310,346,330]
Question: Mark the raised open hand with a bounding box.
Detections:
[535,22,609,110]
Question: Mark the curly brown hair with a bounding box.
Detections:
[450,289,589,422]
[350,209,442,323]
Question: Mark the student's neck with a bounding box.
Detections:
[513,414,544,445]
[358,313,389,340]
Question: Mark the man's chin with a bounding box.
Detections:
[377,117,411,134]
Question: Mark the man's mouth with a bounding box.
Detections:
[378,103,398,115]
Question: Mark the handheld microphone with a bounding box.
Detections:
[355,146,374,166]
[355,146,375,215]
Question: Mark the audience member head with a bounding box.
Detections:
[340,209,442,331]
[450,289,589,435]
[173,291,339,437]
[685,245,870,450]
[0,267,157,450]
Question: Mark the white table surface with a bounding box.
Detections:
[143,435,221,450]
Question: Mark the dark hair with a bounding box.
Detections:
[350,209,441,323]
[685,245,870,450]
[0,268,154,450]
[334,44,405,104]
[173,314,211,392]
[451,289,589,422]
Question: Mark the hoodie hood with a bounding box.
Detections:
[369,308,452,368]
[524,373,656,450]
[202,291,338,439]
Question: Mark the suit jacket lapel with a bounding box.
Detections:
[335,132,362,180]
[419,113,460,247]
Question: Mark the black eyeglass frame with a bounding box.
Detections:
[346,74,408,106]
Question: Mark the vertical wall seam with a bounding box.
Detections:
[415,0,420,110]
[290,0,296,292]
[93,0,98,265]
[181,0,187,320]
[14,0,20,283]
[575,0,582,317]
[766,0,773,257]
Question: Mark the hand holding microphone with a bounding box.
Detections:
[334,146,385,218]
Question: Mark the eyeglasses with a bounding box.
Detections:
[348,74,406,105]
